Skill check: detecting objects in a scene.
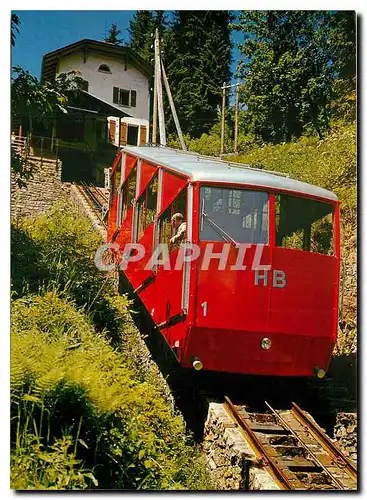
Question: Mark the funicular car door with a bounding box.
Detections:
[141,170,189,350]
[192,185,272,369]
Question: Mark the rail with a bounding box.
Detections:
[224,396,293,490]
[291,402,357,482]
[224,396,357,491]
[74,182,109,229]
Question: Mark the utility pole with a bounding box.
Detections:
[221,82,240,156]
[152,31,158,144]
[161,61,187,151]
[220,82,226,155]
[156,30,166,146]
[234,83,239,154]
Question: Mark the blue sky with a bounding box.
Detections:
[11,10,243,83]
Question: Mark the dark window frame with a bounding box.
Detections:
[158,188,187,247]
[275,193,335,255]
[112,87,137,107]
[120,166,137,224]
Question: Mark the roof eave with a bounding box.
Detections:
[41,39,152,82]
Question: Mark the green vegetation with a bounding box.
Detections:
[128,11,166,62]
[227,123,356,215]
[11,204,210,490]
[104,23,124,46]
[128,10,233,137]
[232,11,356,142]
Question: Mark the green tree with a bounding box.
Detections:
[12,67,84,132]
[233,11,335,142]
[165,11,233,138]
[11,68,84,184]
[11,13,20,46]
[328,11,356,123]
[104,23,124,45]
[329,11,356,84]
[128,10,166,63]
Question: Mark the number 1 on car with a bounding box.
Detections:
[201,301,208,316]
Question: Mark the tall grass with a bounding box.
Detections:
[11,204,211,490]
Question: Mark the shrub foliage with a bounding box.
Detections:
[11,204,210,490]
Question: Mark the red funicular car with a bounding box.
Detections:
[107,146,340,378]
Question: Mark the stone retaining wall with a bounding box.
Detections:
[11,156,67,219]
[334,413,357,463]
[203,402,279,490]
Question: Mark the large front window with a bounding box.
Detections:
[199,187,269,244]
[275,194,334,255]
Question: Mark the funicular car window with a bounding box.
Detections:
[275,194,334,255]
[112,160,122,197]
[159,188,187,248]
[120,166,137,223]
[136,174,158,241]
[199,187,268,244]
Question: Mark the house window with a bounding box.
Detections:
[131,90,136,107]
[113,87,137,107]
[98,64,111,73]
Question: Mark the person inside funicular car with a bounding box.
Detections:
[169,213,187,250]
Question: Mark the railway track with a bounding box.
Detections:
[74,182,109,229]
[224,396,357,491]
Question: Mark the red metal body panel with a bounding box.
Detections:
[181,243,338,376]
[126,223,155,289]
[107,151,340,377]
[137,161,157,198]
[139,248,188,354]
[159,171,187,216]
[123,155,137,183]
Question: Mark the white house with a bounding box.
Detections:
[42,39,152,147]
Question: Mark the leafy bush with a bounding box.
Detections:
[225,123,356,215]
[11,292,210,490]
[11,202,108,300]
[11,202,123,343]
[11,204,211,490]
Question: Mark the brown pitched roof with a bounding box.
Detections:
[41,38,152,82]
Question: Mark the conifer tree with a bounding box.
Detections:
[233,11,355,142]
[165,11,232,138]
[128,11,166,63]
[105,23,124,45]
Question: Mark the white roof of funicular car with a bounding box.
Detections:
[122,146,338,202]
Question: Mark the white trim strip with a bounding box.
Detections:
[182,183,193,313]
